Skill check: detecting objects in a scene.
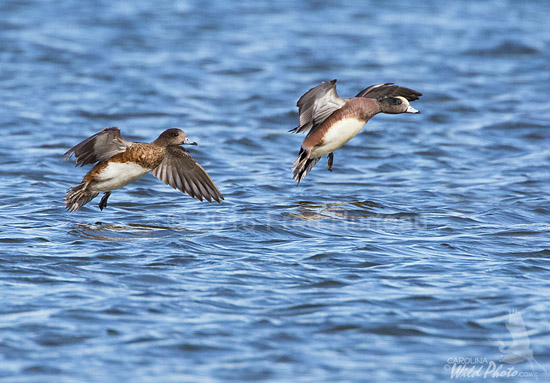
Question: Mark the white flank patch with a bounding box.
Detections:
[310,118,365,158]
[92,162,150,192]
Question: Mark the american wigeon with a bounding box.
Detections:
[290,80,422,183]
[64,127,223,212]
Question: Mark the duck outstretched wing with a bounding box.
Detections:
[152,146,223,203]
[65,127,131,166]
[355,83,422,101]
[290,79,346,134]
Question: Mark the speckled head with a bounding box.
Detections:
[153,129,197,146]
[379,96,420,114]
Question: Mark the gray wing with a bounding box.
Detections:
[355,83,422,101]
[290,79,346,134]
[152,146,223,203]
[65,127,131,166]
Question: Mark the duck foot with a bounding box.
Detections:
[99,192,111,211]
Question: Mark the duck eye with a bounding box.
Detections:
[173,132,179,137]
[390,98,402,105]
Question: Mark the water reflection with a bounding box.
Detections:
[71,222,190,241]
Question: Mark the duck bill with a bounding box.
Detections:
[183,137,198,145]
[406,105,420,114]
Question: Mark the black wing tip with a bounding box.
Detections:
[203,190,224,203]
[357,82,423,100]
[404,89,423,101]
[289,125,307,134]
[63,151,85,167]
[289,124,310,134]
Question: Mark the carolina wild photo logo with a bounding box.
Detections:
[445,310,546,380]
[497,311,545,372]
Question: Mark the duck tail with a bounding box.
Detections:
[292,148,320,184]
[65,182,99,212]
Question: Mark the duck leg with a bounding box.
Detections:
[99,192,112,211]
[327,152,334,172]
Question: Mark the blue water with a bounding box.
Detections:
[1,0,549,382]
